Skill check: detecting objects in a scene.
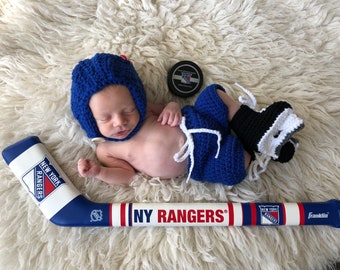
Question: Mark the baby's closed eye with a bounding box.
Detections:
[95,116,111,123]
[124,107,136,114]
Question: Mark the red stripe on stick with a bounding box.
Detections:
[109,204,113,227]
[297,203,305,225]
[250,203,257,225]
[228,203,234,226]
[282,203,287,225]
[120,203,126,227]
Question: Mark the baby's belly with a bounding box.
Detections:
[131,124,188,179]
[140,155,188,179]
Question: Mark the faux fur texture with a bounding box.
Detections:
[0,0,339,269]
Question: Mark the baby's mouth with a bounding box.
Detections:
[116,130,129,137]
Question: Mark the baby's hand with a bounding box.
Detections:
[158,102,182,127]
[78,158,101,178]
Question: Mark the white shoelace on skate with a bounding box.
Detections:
[235,82,257,109]
[174,116,222,183]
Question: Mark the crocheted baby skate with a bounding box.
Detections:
[231,101,304,160]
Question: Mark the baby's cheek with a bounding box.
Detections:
[98,124,110,135]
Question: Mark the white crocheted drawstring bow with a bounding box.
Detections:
[173,116,222,183]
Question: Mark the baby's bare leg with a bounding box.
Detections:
[216,90,240,121]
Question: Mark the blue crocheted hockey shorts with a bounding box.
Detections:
[181,84,246,186]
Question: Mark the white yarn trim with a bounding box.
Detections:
[234,82,257,109]
[91,137,106,144]
[174,117,222,183]
[247,153,271,181]
[257,108,304,159]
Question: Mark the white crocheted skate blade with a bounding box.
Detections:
[257,108,304,159]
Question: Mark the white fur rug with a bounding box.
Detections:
[0,0,339,269]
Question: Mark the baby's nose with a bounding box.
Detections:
[113,114,126,127]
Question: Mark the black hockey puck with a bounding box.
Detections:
[167,61,203,97]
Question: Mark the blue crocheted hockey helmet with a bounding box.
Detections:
[70,53,146,141]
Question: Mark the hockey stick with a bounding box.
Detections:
[2,136,339,228]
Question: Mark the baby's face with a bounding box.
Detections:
[89,85,140,140]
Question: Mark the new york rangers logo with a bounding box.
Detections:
[181,71,192,84]
[23,157,65,202]
[259,205,280,225]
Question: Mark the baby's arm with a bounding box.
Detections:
[149,102,182,127]
[78,146,136,186]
